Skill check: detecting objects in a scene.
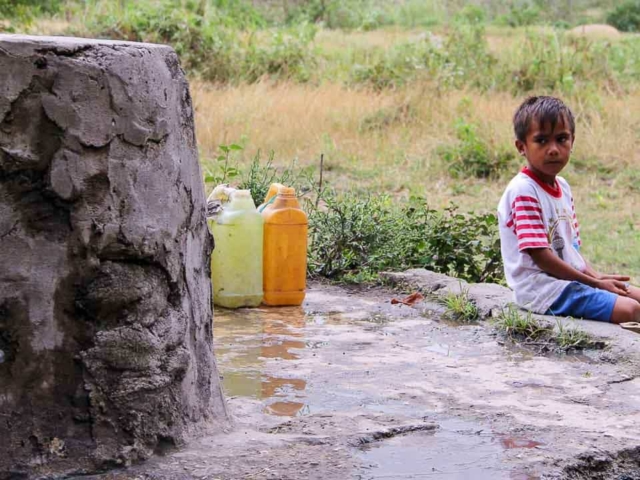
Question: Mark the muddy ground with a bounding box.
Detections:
[86,275,640,480]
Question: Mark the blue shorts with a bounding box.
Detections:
[546,281,617,322]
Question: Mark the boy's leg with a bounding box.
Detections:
[627,285,640,303]
[547,281,617,322]
[610,292,640,324]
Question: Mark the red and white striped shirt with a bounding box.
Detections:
[498,167,585,313]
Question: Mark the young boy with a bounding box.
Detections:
[498,96,640,324]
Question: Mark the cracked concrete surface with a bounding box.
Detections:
[82,280,640,479]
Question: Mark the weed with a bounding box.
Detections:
[495,305,551,342]
[440,288,479,323]
[554,320,599,350]
[494,306,601,353]
[237,152,313,207]
[202,145,313,206]
[202,144,243,186]
[438,119,515,179]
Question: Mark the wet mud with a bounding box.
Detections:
[89,282,640,480]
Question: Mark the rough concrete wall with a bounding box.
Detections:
[0,35,228,478]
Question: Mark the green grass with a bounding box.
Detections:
[494,305,602,353]
[440,288,479,323]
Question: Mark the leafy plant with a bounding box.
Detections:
[416,205,503,283]
[307,193,503,284]
[237,151,313,206]
[243,23,318,83]
[441,288,479,322]
[438,119,514,179]
[202,144,242,186]
[607,0,640,32]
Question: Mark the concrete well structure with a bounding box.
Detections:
[0,35,228,478]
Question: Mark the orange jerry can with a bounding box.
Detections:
[261,186,308,306]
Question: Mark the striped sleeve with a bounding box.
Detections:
[506,195,549,251]
[570,196,582,247]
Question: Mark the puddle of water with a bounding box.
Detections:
[214,306,403,417]
[357,419,541,480]
[215,306,310,416]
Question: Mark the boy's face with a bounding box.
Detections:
[515,116,573,185]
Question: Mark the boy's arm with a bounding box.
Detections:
[526,248,630,296]
[582,260,630,282]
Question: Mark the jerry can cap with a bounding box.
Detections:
[231,189,253,200]
[277,186,296,196]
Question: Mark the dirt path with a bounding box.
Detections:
[92,280,640,480]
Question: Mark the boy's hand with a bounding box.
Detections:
[599,274,631,282]
[527,248,631,296]
[596,278,630,296]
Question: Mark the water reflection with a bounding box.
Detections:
[214,307,308,417]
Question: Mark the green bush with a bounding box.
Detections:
[0,0,61,19]
[454,5,486,25]
[73,0,240,82]
[607,0,640,32]
[495,1,541,27]
[429,23,497,90]
[351,45,418,90]
[71,1,317,84]
[504,31,618,95]
[438,119,514,179]
[243,24,318,83]
[307,194,503,284]
[351,24,497,91]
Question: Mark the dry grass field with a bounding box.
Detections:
[192,26,640,280]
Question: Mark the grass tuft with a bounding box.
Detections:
[494,305,603,353]
[440,288,479,323]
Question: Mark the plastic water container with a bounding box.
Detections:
[209,190,264,308]
[262,186,308,306]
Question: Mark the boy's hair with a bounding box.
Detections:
[513,96,575,142]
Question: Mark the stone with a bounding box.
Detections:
[0,35,229,478]
[381,268,513,319]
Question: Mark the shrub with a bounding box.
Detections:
[243,24,318,83]
[438,119,514,179]
[413,205,503,283]
[351,24,497,91]
[70,1,317,83]
[202,145,312,206]
[72,0,241,82]
[0,0,61,19]
[495,1,541,27]
[504,31,618,95]
[307,194,503,284]
[607,0,640,32]
[454,5,486,25]
[417,24,497,90]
